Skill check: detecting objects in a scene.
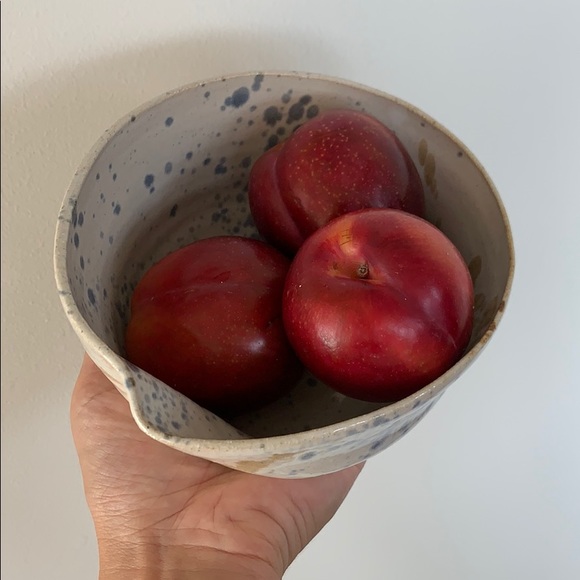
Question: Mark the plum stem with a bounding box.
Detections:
[357,263,369,279]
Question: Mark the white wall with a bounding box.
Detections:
[2,1,580,578]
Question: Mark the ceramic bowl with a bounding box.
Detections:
[54,72,514,478]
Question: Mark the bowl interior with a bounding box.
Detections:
[57,73,512,439]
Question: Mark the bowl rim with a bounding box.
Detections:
[54,70,515,451]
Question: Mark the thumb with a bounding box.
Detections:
[70,354,130,448]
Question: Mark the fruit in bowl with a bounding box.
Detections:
[54,72,514,478]
[125,110,469,411]
[249,109,426,255]
[125,236,303,415]
[283,208,474,402]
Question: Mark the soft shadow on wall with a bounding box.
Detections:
[1,30,340,425]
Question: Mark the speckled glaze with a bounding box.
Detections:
[54,72,514,478]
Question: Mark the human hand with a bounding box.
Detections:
[71,355,364,579]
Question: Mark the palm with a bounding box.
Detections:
[71,356,363,574]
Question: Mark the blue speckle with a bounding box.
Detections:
[371,438,387,451]
[155,414,163,425]
[130,115,136,122]
[203,157,211,166]
[144,394,151,403]
[372,416,390,427]
[307,104,319,119]
[171,421,181,430]
[224,86,250,108]
[181,412,188,421]
[185,151,193,160]
[252,74,264,91]
[180,168,185,175]
[165,116,174,127]
[73,233,79,248]
[149,187,155,194]
[112,173,117,181]
[287,101,306,123]
[80,256,85,269]
[204,91,210,98]
[108,235,114,245]
[152,392,158,400]
[214,161,227,175]
[399,424,411,437]
[169,204,178,217]
[78,212,84,227]
[96,173,100,180]
[144,174,154,187]
[87,288,96,305]
[300,451,316,460]
[113,204,121,215]
[240,156,252,168]
[266,134,279,150]
[114,301,125,318]
[263,106,282,126]
[164,162,173,174]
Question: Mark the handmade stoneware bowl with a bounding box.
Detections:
[54,72,514,478]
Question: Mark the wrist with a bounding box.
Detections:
[98,538,280,580]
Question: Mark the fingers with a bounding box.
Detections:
[78,353,111,390]
[70,353,138,458]
[71,354,114,407]
[70,354,127,434]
